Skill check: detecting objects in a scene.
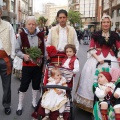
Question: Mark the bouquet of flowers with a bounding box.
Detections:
[25,47,43,66]
[46,46,57,57]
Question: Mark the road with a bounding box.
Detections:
[73,43,93,120]
[0,43,93,120]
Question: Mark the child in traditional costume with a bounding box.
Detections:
[41,68,68,120]
[93,72,120,120]
[62,44,79,74]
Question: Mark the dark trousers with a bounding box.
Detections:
[0,58,12,108]
[19,66,43,92]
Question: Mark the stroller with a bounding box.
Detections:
[32,53,74,120]
[92,60,120,120]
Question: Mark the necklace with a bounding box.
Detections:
[102,31,110,42]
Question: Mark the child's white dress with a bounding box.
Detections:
[41,76,68,111]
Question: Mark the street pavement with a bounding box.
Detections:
[0,42,93,120]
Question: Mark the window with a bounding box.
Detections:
[11,1,14,12]
[112,10,114,18]
[117,9,120,16]
[3,1,6,6]
[85,11,90,17]
[3,1,7,10]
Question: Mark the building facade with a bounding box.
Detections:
[17,0,33,29]
[1,0,16,30]
[18,0,29,27]
[48,5,68,25]
[42,3,68,26]
[93,0,103,30]
[69,0,80,12]
[0,0,33,32]
[103,0,120,30]
[42,3,55,26]
[79,0,96,29]
[69,0,97,30]
[28,0,33,15]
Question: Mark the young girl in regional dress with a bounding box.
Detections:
[62,44,79,90]
[62,44,79,74]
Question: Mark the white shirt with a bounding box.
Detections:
[62,57,79,74]
[57,26,68,51]
[0,24,16,59]
[46,25,79,52]
[0,40,3,50]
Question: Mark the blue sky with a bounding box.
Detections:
[33,0,68,12]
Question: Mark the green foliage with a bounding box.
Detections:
[25,47,42,60]
[51,21,57,26]
[68,10,82,27]
[38,16,48,27]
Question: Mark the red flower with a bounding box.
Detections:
[46,46,57,57]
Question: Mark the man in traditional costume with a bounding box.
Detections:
[46,9,79,66]
[0,6,16,115]
[46,9,79,53]
[15,16,45,116]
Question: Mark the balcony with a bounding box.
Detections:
[69,3,79,11]
[73,8,80,12]
[2,10,16,22]
[72,0,79,5]
[73,2,79,5]
[73,5,79,12]
[20,7,28,14]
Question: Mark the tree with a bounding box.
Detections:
[51,21,57,26]
[38,16,48,27]
[68,10,82,27]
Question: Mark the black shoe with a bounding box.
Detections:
[4,107,11,115]
[16,109,22,116]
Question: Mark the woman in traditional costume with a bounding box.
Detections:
[74,14,120,113]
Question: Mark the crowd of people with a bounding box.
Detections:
[0,4,120,120]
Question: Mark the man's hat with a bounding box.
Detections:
[100,72,112,82]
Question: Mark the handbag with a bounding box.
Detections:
[13,56,23,70]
